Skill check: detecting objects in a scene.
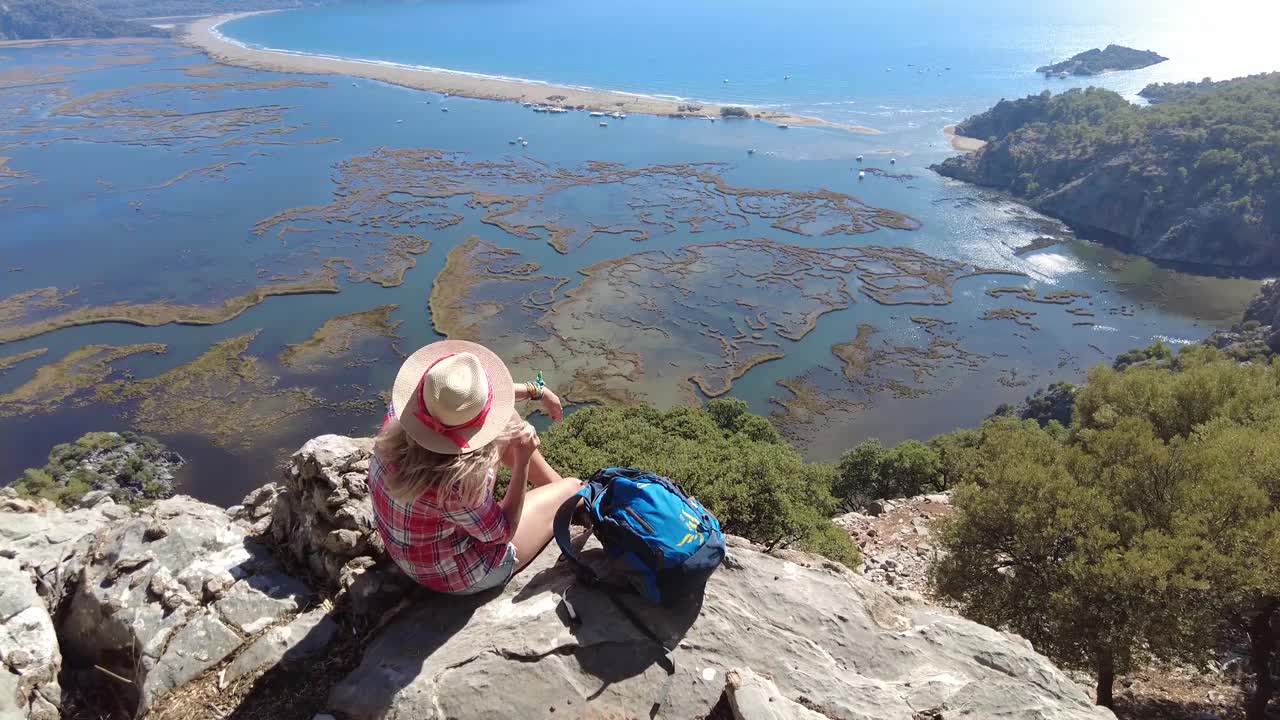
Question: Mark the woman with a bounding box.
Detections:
[368,339,584,595]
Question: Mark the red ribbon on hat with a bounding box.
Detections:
[411,353,493,450]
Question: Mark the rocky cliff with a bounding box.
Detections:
[933,75,1280,271]
[0,435,1115,720]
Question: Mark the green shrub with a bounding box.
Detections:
[541,398,858,567]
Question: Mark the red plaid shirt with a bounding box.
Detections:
[368,410,513,593]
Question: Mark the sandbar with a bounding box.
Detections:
[944,124,986,152]
[185,13,879,135]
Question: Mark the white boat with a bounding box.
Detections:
[858,171,866,180]
[777,124,789,129]
[784,75,791,80]
[707,117,717,122]
[590,111,605,117]
[889,158,896,165]
[441,108,449,113]
[747,148,756,155]
[610,112,626,119]
[395,119,404,124]
[723,78,729,83]
[351,82,358,87]
[856,155,863,162]
[599,121,608,127]
[521,140,529,147]
[517,136,524,141]
[508,140,516,145]
[549,107,568,114]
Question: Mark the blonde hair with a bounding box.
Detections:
[374,416,511,506]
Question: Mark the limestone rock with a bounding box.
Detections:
[269,435,410,618]
[330,535,1113,720]
[224,607,338,683]
[0,557,61,720]
[726,667,828,720]
[0,491,129,607]
[56,496,314,715]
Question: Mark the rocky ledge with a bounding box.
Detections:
[1,435,1114,719]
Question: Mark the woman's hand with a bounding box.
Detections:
[540,389,564,422]
[507,421,541,465]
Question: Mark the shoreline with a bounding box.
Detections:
[184,13,879,134]
[944,124,987,152]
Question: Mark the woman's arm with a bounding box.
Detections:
[499,421,539,532]
[512,382,563,421]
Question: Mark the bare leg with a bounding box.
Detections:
[511,477,582,573]
[501,447,562,488]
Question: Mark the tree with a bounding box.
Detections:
[931,417,1212,707]
[833,438,945,509]
[540,399,859,567]
[936,348,1280,713]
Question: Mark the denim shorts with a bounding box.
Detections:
[448,543,518,595]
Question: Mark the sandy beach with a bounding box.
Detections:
[184,13,878,134]
[944,124,987,152]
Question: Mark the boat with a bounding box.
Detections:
[784,75,791,80]
[351,82,358,87]
[517,136,524,141]
[521,140,529,147]
[610,112,626,119]
[889,158,896,165]
[858,171,866,180]
[707,117,717,122]
[723,78,729,83]
[590,111,605,117]
[856,155,863,162]
[395,119,404,124]
[747,148,756,155]
[441,108,449,113]
[508,140,516,145]
[549,107,568,114]
[777,124,789,129]
[599,121,608,127]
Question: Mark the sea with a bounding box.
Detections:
[1,0,1276,505]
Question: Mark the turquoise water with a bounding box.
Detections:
[224,0,1280,130]
[0,0,1272,503]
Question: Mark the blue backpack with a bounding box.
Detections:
[553,468,725,606]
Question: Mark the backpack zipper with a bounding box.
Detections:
[622,506,656,534]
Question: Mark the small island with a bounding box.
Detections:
[1036,44,1167,77]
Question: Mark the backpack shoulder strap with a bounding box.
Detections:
[553,479,606,581]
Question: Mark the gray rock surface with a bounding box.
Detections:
[0,489,130,605]
[0,557,61,720]
[268,435,412,618]
[55,496,313,715]
[330,535,1114,720]
[224,607,338,683]
[726,667,828,720]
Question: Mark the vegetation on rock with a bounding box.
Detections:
[541,398,860,568]
[1036,45,1167,76]
[0,0,165,40]
[13,430,182,508]
[934,73,1280,269]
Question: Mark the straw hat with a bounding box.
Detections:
[391,340,515,455]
